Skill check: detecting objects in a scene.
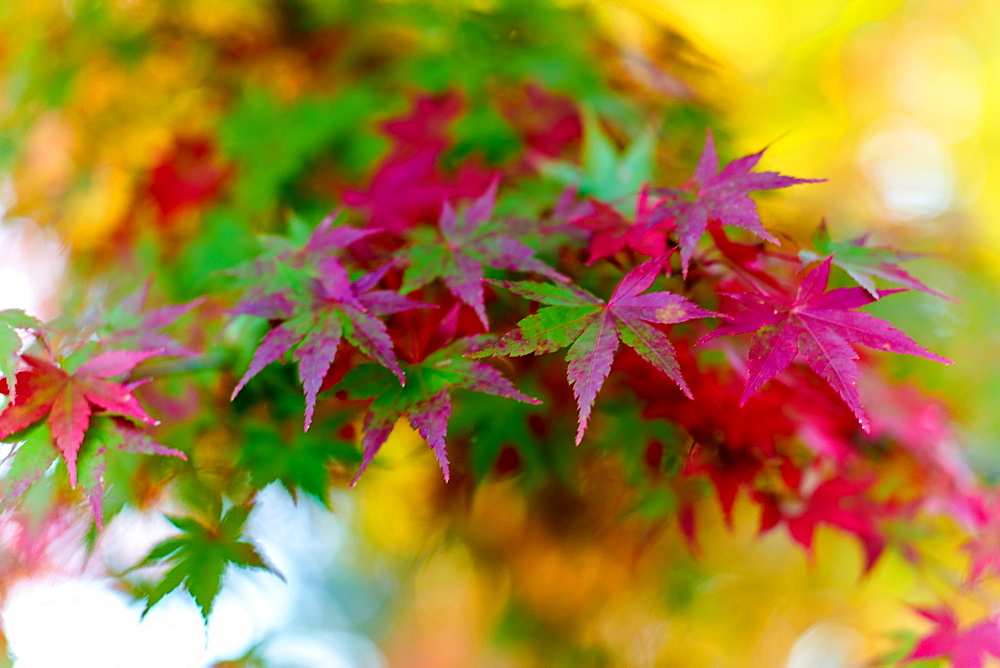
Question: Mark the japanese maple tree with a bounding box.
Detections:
[0,1,990,665]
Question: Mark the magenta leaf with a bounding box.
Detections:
[230,322,305,400]
[653,129,824,274]
[482,257,716,443]
[906,607,1000,667]
[293,312,343,431]
[399,178,567,328]
[232,259,427,430]
[701,256,952,431]
[566,312,619,443]
[354,413,397,484]
[407,389,452,481]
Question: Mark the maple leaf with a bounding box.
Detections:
[134,505,280,622]
[496,83,581,160]
[231,258,430,430]
[652,129,824,274]
[905,607,1000,667]
[0,309,42,401]
[76,417,185,529]
[145,137,232,225]
[338,337,539,483]
[399,177,567,328]
[700,256,952,431]
[574,186,675,264]
[799,222,955,301]
[239,417,361,504]
[541,109,654,202]
[760,475,887,569]
[0,351,160,486]
[230,209,379,287]
[479,257,716,443]
[341,92,497,233]
[92,279,205,357]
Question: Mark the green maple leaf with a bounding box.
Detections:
[135,505,280,622]
[799,222,955,301]
[542,108,654,202]
[239,418,361,505]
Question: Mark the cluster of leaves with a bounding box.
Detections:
[0,0,993,664]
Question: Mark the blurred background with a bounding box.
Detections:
[0,0,999,666]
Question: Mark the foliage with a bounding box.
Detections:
[0,0,992,664]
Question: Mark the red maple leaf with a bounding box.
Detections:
[759,473,887,569]
[906,607,1000,667]
[145,137,231,224]
[342,92,497,232]
[0,351,159,485]
[496,83,581,161]
[574,186,675,264]
[700,256,952,431]
[652,129,823,274]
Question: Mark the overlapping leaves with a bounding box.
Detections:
[479,257,716,443]
[701,256,952,430]
[338,336,538,482]
[232,217,429,430]
[0,350,161,485]
[653,129,823,274]
[398,177,567,327]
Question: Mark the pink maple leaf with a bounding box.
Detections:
[906,607,1000,668]
[232,258,430,431]
[652,129,824,274]
[482,257,716,443]
[399,177,567,328]
[348,335,539,483]
[700,256,952,431]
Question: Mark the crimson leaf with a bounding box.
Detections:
[574,186,674,264]
[479,257,716,443]
[0,351,160,485]
[700,256,952,431]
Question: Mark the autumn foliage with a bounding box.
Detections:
[0,0,995,664]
